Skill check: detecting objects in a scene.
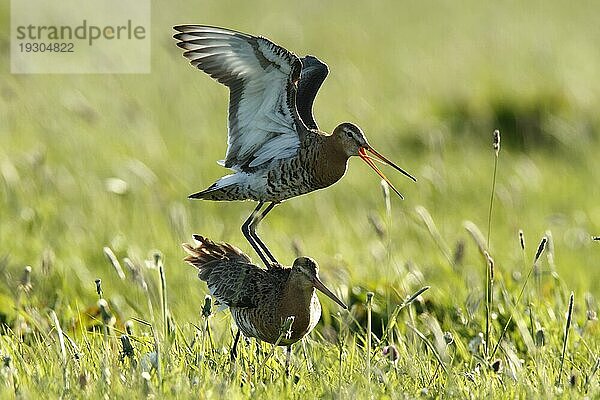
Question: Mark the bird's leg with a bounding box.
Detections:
[285,345,292,377]
[249,202,280,267]
[302,338,313,372]
[241,202,272,267]
[230,330,241,361]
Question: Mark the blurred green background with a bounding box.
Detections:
[1,0,599,322]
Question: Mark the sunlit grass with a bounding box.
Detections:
[1,0,599,398]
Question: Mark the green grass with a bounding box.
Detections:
[1,0,599,398]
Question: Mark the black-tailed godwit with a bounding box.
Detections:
[174,26,416,266]
[182,234,346,363]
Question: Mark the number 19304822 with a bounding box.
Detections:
[19,42,74,52]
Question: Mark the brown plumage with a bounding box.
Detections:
[173,25,416,268]
[183,235,347,347]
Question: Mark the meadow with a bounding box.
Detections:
[1,0,599,398]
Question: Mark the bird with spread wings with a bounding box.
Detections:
[173,25,415,267]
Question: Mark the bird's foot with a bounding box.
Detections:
[268,261,283,269]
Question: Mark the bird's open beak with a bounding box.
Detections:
[358,146,417,199]
[313,276,347,309]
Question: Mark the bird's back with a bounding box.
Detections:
[183,236,320,345]
[183,235,289,309]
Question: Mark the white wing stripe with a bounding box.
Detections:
[174,25,304,171]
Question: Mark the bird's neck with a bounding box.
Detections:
[312,135,349,188]
[278,276,316,342]
[282,275,314,309]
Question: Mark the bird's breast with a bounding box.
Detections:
[276,284,321,345]
[261,146,348,200]
[312,155,348,189]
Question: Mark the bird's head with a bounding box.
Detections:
[332,122,417,199]
[292,257,347,309]
[333,122,369,156]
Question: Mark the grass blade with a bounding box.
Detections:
[486,129,501,246]
[491,236,547,359]
[557,291,575,386]
[406,322,448,374]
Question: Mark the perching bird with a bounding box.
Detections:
[183,234,347,365]
[173,25,416,267]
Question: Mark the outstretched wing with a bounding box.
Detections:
[297,56,329,130]
[173,25,305,171]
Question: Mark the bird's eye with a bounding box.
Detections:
[346,131,353,138]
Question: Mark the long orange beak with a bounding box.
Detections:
[358,146,416,199]
[313,276,347,309]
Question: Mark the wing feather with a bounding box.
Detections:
[297,55,329,130]
[173,25,305,171]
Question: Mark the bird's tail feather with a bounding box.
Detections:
[188,174,245,201]
[182,235,252,279]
